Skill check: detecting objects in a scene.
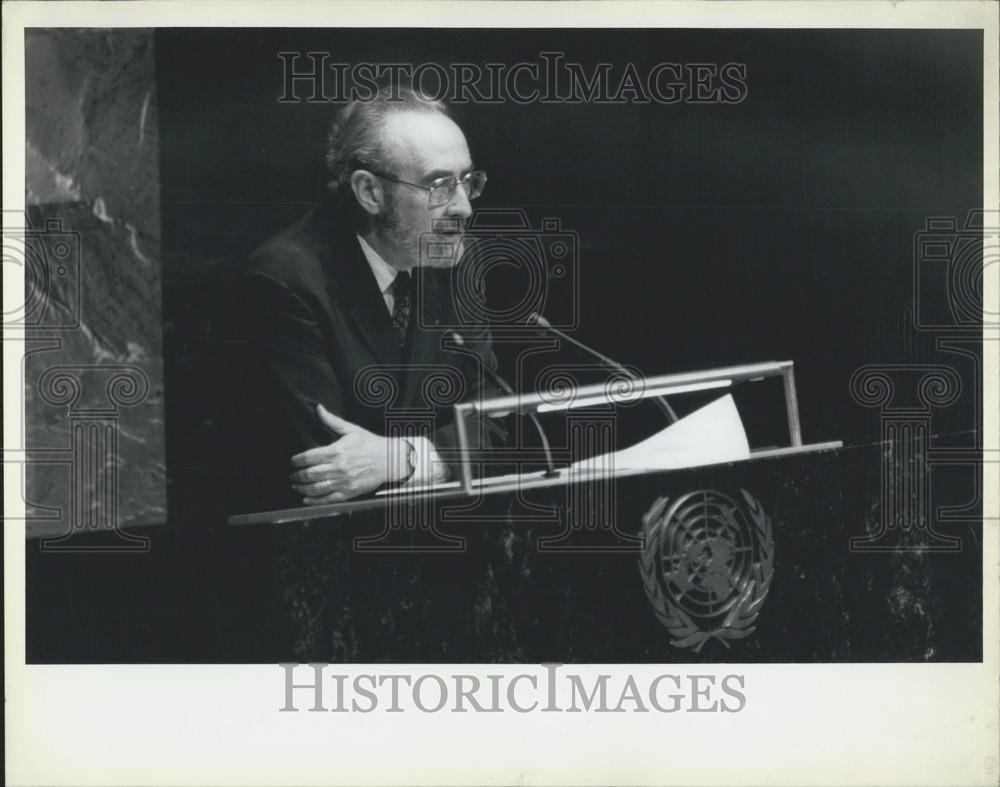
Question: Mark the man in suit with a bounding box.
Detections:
[233,86,517,660]
[240,87,502,509]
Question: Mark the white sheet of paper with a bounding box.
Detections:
[569,393,750,473]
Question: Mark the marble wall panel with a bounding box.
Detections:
[24,29,166,537]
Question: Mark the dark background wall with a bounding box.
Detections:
[156,29,983,522]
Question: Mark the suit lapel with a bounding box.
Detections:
[317,205,403,366]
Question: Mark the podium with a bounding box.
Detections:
[225,361,897,658]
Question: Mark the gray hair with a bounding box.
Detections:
[325,85,452,197]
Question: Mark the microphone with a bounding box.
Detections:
[527,312,678,424]
[447,331,559,478]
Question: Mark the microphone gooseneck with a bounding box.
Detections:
[448,331,559,478]
[527,313,679,424]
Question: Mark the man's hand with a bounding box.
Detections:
[289,404,411,504]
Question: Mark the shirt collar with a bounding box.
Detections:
[356,234,404,295]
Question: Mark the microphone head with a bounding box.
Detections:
[528,312,552,329]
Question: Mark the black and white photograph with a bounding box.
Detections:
[5,1,998,785]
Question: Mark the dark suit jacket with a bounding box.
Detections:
[219,202,530,661]
[234,201,505,510]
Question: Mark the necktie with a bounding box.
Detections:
[390,270,412,347]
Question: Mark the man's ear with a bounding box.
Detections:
[349,170,384,216]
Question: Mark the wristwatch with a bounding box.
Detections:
[401,437,418,483]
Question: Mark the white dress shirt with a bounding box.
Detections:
[356,235,448,486]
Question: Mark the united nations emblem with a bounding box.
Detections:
[639,489,775,652]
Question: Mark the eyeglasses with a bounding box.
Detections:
[367,169,487,208]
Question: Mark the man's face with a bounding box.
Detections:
[376,110,474,269]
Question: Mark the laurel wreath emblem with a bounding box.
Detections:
[639,489,775,652]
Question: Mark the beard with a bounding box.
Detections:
[377,189,466,269]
